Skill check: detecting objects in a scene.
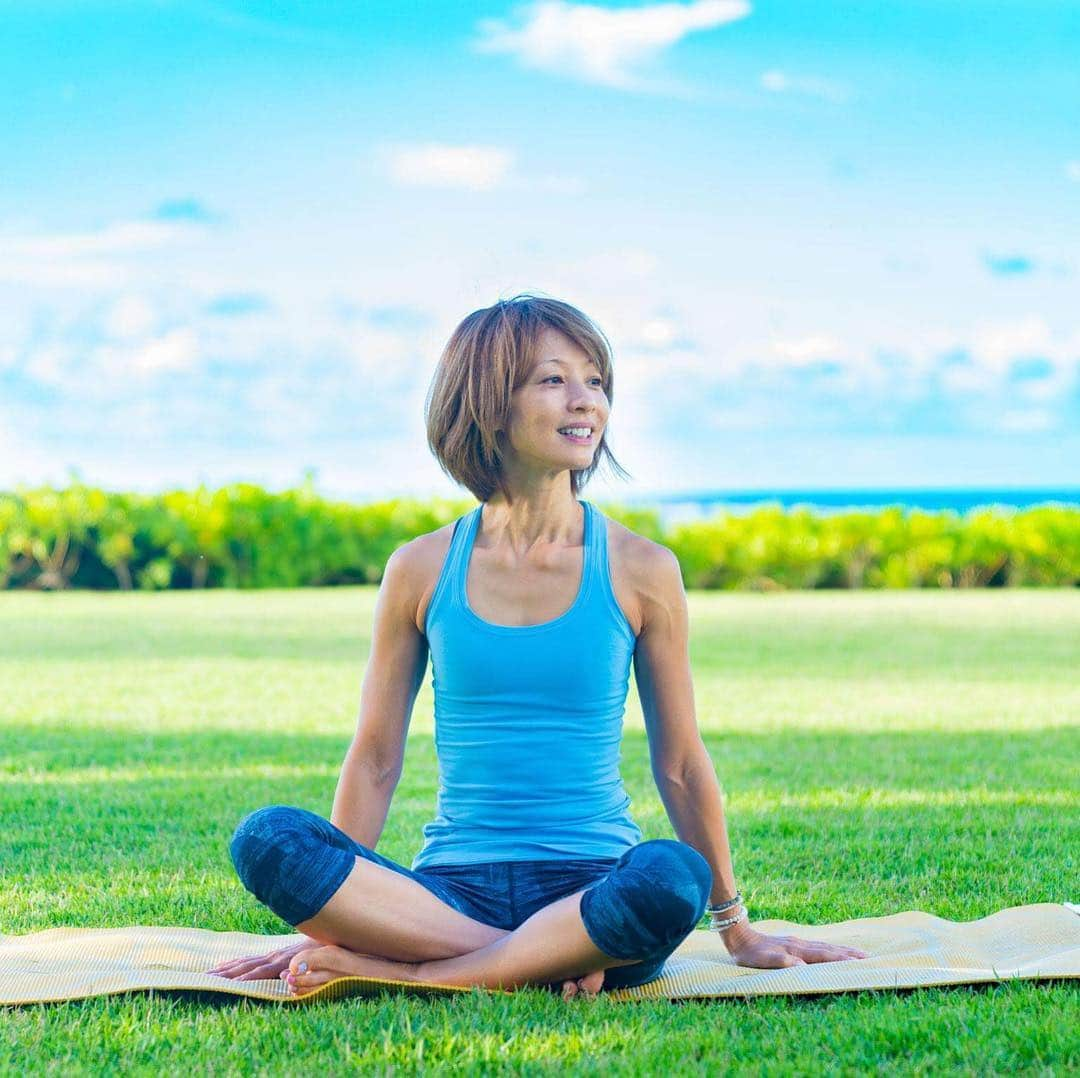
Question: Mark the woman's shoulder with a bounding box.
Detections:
[604,514,678,639]
[601,510,674,572]
[390,522,457,635]
[603,514,680,639]
[391,508,677,639]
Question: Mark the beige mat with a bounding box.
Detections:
[2,903,1077,1006]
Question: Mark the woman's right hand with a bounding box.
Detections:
[207,940,311,981]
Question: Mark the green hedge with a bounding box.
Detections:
[1,482,1076,590]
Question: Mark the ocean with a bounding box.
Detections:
[622,488,1080,529]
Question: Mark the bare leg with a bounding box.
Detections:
[292,854,509,961]
[287,887,632,997]
[215,851,602,999]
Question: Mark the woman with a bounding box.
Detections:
[210,295,867,999]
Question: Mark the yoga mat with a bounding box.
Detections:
[1,903,1076,1006]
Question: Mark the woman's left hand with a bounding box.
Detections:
[722,924,868,968]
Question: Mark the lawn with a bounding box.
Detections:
[2,587,1077,1074]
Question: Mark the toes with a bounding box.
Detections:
[288,953,315,977]
[287,970,335,997]
[561,971,604,1000]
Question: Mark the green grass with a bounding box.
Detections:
[2,587,1078,1075]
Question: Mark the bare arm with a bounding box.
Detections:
[209,544,430,980]
[331,542,429,850]
[631,545,747,945]
[633,544,868,968]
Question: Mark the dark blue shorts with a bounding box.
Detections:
[229,805,712,991]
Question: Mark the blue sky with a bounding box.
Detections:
[2,0,1078,501]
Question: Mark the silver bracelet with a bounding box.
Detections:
[709,904,747,931]
[705,891,742,915]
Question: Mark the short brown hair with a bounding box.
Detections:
[425,293,632,503]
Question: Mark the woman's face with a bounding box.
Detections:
[500,327,610,473]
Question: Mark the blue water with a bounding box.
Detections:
[624,488,1079,528]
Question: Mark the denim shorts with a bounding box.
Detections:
[229,805,712,991]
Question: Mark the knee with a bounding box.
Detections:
[626,839,713,935]
[228,804,316,892]
[581,839,713,960]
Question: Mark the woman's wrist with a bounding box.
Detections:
[717,918,756,951]
[707,894,747,931]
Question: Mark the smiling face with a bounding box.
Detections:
[499,326,610,476]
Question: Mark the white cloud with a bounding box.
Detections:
[473,0,751,91]
[378,143,515,192]
[753,317,1079,399]
[2,220,186,260]
[104,295,157,340]
[24,344,70,388]
[340,325,422,384]
[770,333,844,367]
[577,246,658,281]
[608,308,1078,443]
[999,408,1054,433]
[7,278,1078,496]
[0,218,203,289]
[967,316,1080,379]
[375,141,584,195]
[760,69,849,104]
[639,317,679,348]
[0,408,58,488]
[0,311,24,371]
[7,288,434,459]
[938,363,988,396]
[703,402,780,431]
[518,173,587,195]
[124,328,201,377]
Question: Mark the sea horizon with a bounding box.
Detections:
[618,486,1080,528]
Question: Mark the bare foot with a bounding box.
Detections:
[284,945,419,997]
[283,944,607,1001]
[560,969,605,1000]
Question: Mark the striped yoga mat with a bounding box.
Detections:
[2,903,1076,1005]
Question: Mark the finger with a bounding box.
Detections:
[759,946,805,967]
[759,948,806,968]
[207,956,253,974]
[807,951,866,962]
[237,964,287,981]
[836,945,870,958]
[795,940,866,964]
[208,957,262,977]
[233,955,280,973]
[832,949,869,962]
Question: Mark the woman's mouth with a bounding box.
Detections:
[557,427,593,445]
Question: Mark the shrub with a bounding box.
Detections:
[1,484,1076,590]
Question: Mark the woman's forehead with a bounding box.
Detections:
[534,353,599,371]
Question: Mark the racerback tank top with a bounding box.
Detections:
[411,498,644,869]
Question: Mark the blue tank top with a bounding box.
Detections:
[411,499,644,869]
